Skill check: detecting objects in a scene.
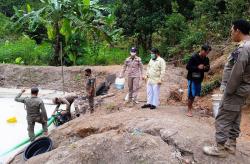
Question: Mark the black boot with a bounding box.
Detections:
[150,105,156,109]
[141,104,152,108]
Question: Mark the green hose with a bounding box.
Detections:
[0,116,55,158]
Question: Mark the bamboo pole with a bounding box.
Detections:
[60,42,65,94]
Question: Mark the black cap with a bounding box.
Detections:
[31,87,39,94]
[85,68,91,74]
[151,47,159,54]
[201,44,212,52]
[130,47,137,53]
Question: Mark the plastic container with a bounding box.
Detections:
[7,117,17,123]
[115,77,125,90]
[23,137,53,160]
[212,94,223,118]
[124,93,129,101]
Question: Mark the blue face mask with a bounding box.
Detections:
[150,53,156,59]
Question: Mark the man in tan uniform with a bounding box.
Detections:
[120,47,143,104]
[52,94,79,119]
[203,19,250,157]
[85,68,96,113]
[15,88,48,141]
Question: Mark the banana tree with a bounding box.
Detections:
[14,0,113,65]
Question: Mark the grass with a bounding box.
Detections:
[0,36,52,65]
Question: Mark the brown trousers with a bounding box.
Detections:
[128,77,140,101]
[215,105,242,144]
[88,96,94,112]
[27,116,48,141]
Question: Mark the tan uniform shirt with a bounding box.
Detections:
[146,56,166,84]
[55,94,78,110]
[86,75,96,97]
[121,56,143,78]
[222,40,250,111]
[15,93,48,121]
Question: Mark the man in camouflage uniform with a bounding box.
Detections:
[120,47,143,104]
[15,88,48,142]
[52,94,79,119]
[203,19,250,157]
[85,68,96,113]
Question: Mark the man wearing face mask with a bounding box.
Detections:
[120,47,143,104]
[85,68,96,113]
[141,48,166,109]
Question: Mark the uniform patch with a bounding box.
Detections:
[230,49,240,64]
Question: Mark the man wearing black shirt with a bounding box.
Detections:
[186,44,211,117]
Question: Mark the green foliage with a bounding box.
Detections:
[176,0,195,19]
[0,0,25,17]
[115,0,172,50]
[180,30,205,49]
[15,57,24,64]
[13,0,114,66]
[201,77,221,96]
[1,0,250,66]
[159,15,205,60]
[182,53,191,64]
[162,13,187,46]
[0,36,52,65]
[0,13,18,41]
[193,0,250,38]
[78,46,127,65]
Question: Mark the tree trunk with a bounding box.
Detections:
[50,21,61,66]
[146,34,152,50]
[137,33,152,53]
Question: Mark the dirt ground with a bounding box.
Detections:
[0,63,249,163]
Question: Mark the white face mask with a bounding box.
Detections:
[130,52,136,56]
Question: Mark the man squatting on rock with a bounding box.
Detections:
[52,94,80,119]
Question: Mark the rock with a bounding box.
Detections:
[0,75,4,86]
[168,88,183,102]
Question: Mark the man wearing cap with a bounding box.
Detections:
[15,88,48,141]
[186,44,211,117]
[120,47,143,104]
[141,48,166,109]
[52,94,79,119]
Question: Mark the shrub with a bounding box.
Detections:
[180,30,205,50]
[201,78,221,96]
[0,36,52,65]
[182,53,192,64]
[75,46,128,66]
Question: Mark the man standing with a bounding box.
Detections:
[203,19,250,157]
[120,47,143,104]
[15,88,48,142]
[141,48,166,109]
[85,68,96,113]
[52,94,79,119]
[186,44,211,117]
